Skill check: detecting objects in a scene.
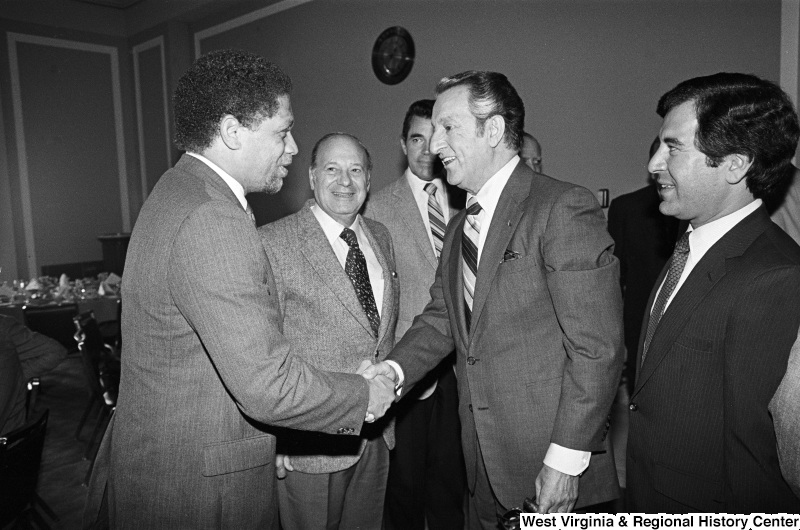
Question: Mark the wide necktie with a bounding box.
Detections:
[245,203,256,226]
[340,228,380,335]
[642,231,691,363]
[462,198,483,331]
[424,183,446,259]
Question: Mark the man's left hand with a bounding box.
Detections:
[533,464,579,513]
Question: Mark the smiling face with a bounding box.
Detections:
[402,115,437,181]
[430,86,495,194]
[648,100,741,228]
[237,95,298,194]
[309,135,371,226]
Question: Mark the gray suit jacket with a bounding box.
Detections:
[84,155,370,529]
[364,175,463,399]
[770,327,800,500]
[259,201,398,474]
[387,161,624,509]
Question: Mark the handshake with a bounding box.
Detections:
[356,360,399,423]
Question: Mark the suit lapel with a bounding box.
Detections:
[394,179,439,271]
[296,205,375,336]
[633,207,773,394]
[469,164,529,335]
[447,210,470,346]
[359,217,394,342]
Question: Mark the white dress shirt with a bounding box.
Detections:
[310,204,384,316]
[654,199,762,313]
[187,152,248,211]
[405,169,452,255]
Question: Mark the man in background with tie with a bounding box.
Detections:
[365,99,467,529]
[626,73,800,512]
[363,71,623,524]
[259,133,399,530]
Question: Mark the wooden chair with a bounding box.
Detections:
[0,410,59,529]
[73,311,119,464]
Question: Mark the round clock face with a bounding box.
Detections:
[372,27,415,85]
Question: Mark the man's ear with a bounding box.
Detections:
[725,153,753,185]
[308,167,316,191]
[400,138,408,157]
[219,114,242,150]
[486,115,506,148]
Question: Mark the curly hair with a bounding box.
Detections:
[435,71,525,151]
[657,72,799,200]
[173,49,292,153]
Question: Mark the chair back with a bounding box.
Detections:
[73,311,119,407]
[24,303,79,350]
[0,410,49,526]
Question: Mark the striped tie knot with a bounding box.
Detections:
[466,199,482,216]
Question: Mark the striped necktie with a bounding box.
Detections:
[462,198,482,331]
[424,183,446,258]
[642,231,691,364]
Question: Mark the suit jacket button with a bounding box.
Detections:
[629,402,638,412]
[467,356,477,365]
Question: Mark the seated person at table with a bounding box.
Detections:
[0,335,26,435]
[0,314,68,380]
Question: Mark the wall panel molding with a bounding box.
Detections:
[7,32,129,277]
[193,0,313,58]
[133,35,171,200]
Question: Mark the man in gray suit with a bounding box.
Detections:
[365,99,466,530]
[363,71,623,525]
[260,133,399,530]
[83,50,396,529]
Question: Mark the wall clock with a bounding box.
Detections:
[371,26,415,85]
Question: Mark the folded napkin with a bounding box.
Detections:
[59,273,70,287]
[25,278,42,291]
[106,273,121,286]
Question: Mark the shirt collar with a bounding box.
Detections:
[687,199,762,260]
[310,202,363,247]
[405,168,446,197]
[187,152,248,211]
[469,155,520,219]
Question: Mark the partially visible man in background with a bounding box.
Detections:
[520,132,542,173]
[366,99,467,530]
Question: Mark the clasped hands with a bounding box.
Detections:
[357,360,398,423]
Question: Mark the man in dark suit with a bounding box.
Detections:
[627,73,800,513]
[607,138,681,391]
[83,50,396,529]
[259,133,399,529]
[770,327,800,499]
[365,100,467,530]
[363,71,623,525]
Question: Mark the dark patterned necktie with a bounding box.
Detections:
[642,231,691,364]
[424,183,446,258]
[462,198,482,331]
[340,228,380,335]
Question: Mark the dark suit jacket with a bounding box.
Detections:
[259,201,398,474]
[387,161,624,509]
[627,206,800,513]
[607,184,681,385]
[84,155,371,529]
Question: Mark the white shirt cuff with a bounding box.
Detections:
[384,360,405,395]
[543,443,591,476]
